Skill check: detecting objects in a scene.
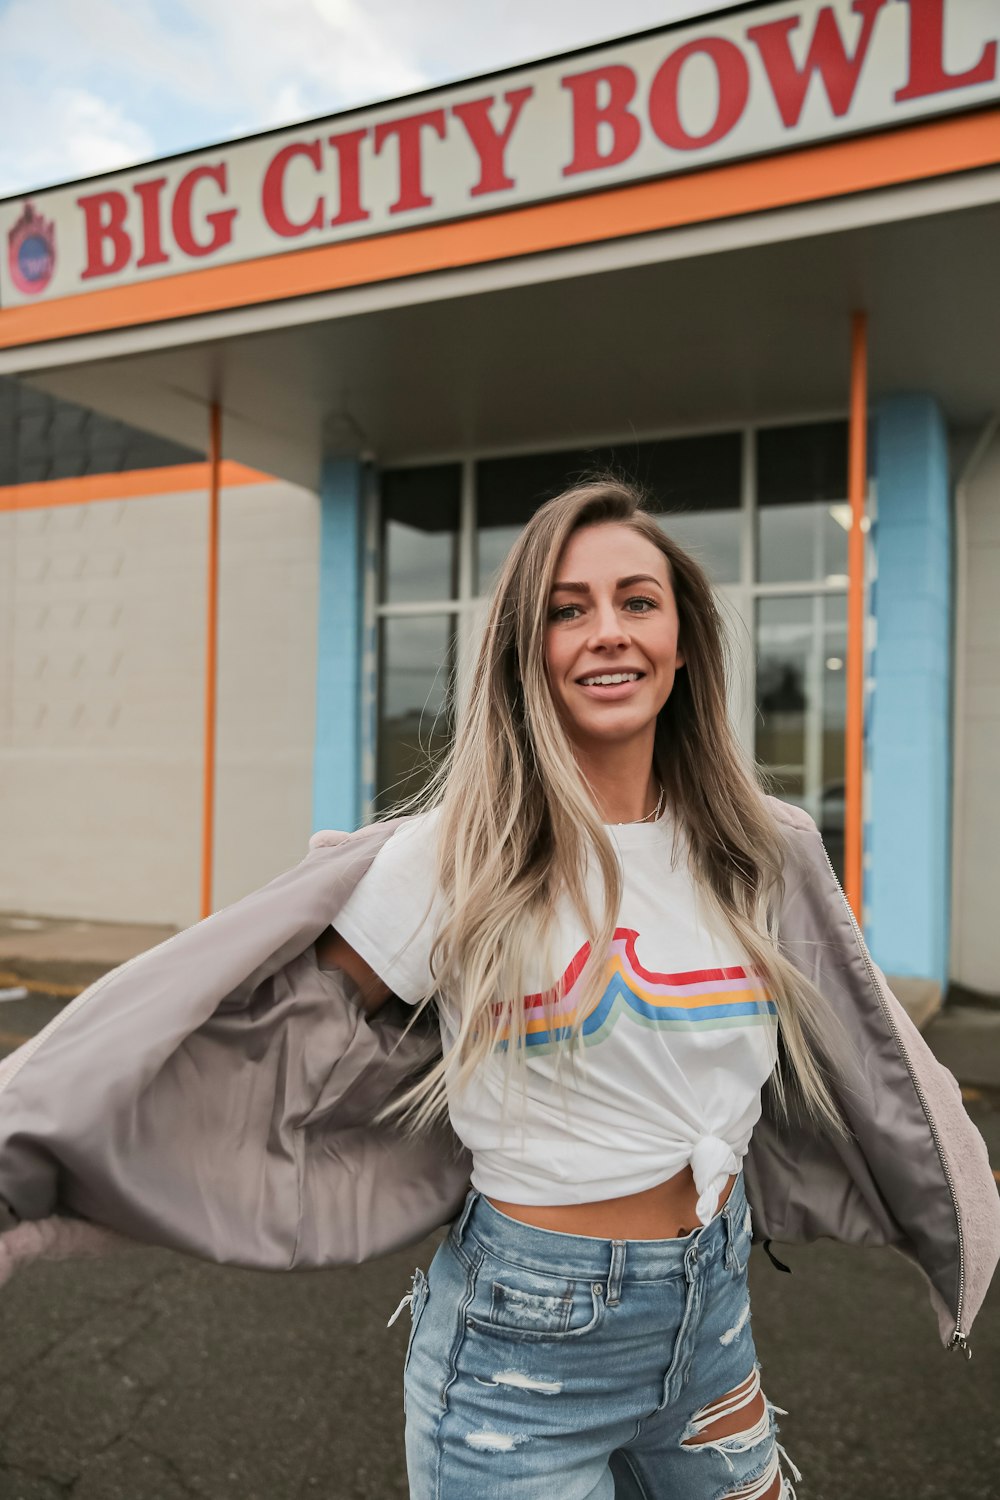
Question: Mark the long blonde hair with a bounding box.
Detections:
[372,478,848,1142]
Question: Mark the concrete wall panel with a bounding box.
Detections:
[214,480,319,918]
[0,478,318,929]
[953,432,1000,994]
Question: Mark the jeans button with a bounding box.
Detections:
[593,1283,604,1297]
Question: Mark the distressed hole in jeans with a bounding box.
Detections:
[464,1429,530,1452]
[681,1367,802,1500]
[721,1449,786,1500]
[472,1369,562,1395]
[719,1298,751,1346]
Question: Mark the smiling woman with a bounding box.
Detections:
[1,464,996,1497]
[544,537,686,816]
[317,474,867,1497]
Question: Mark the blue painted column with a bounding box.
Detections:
[868,395,951,988]
[313,458,366,833]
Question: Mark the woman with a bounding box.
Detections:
[1,481,994,1497]
[318,477,852,1499]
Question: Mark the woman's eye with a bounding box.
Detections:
[548,596,656,621]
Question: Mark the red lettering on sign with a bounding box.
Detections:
[77,190,131,280]
[748,0,887,126]
[262,141,324,237]
[328,128,370,226]
[562,65,641,175]
[895,0,997,102]
[171,164,237,258]
[451,86,533,196]
[133,177,169,268]
[649,37,750,150]
[373,109,447,213]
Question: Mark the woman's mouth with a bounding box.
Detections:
[575,671,645,699]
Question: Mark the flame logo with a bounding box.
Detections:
[8,202,56,296]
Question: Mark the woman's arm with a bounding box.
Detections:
[315,927,393,1017]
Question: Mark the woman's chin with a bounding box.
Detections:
[565,710,658,747]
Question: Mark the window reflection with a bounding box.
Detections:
[381,466,461,604]
[655,509,740,585]
[374,429,856,827]
[475,433,742,594]
[755,594,848,878]
[375,614,457,813]
[756,422,850,585]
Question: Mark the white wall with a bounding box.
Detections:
[213,481,319,914]
[952,431,1000,995]
[0,478,319,928]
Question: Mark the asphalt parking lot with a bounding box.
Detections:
[0,925,997,1500]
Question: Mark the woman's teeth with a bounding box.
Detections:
[579,672,641,686]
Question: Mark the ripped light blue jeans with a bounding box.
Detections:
[394,1171,799,1499]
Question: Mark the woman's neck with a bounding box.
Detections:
[574,748,661,825]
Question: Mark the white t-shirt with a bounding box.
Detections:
[333,805,778,1224]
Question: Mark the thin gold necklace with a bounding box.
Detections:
[615,783,665,827]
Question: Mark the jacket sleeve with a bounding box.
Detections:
[768,796,1000,1349]
[865,948,1000,1349]
[0,823,470,1282]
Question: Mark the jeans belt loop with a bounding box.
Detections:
[684,1238,701,1283]
[722,1179,741,1270]
[453,1186,480,1247]
[606,1240,626,1307]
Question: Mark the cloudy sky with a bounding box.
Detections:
[0,0,747,198]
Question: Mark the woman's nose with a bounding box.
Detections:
[587,602,630,647]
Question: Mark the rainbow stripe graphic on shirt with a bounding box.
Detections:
[491,928,777,1055]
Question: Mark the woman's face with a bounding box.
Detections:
[543,522,685,754]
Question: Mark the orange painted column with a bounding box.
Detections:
[844,314,868,922]
[201,404,221,919]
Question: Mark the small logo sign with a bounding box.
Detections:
[7,202,56,295]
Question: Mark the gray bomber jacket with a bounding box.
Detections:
[0,799,997,1353]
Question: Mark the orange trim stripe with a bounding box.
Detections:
[201,404,221,921]
[2,108,999,351]
[0,460,270,510]
[845,312,868,923]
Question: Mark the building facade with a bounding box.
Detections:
[1,0,998,1006]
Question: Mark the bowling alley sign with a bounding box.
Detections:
[2,0,998,308]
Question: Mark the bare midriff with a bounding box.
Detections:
[486,1164,737,1240]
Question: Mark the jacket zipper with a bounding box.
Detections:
[816,841,970,1358]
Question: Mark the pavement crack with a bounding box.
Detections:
[132,1441,204,1499]
[0,1306,123,1443]
[0,1458,75,1495]
[104,1311,161,1370]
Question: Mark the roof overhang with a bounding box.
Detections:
[4,161,1000,488]
[2,0,999,486]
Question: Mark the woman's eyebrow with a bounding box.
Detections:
[549,574,665,593]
